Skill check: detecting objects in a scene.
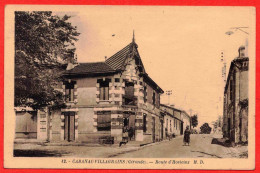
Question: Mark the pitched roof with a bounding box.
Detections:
[105,43,132,70]
[64,62,116,75]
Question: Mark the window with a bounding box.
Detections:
[143,114,147,132]
[170,120,172,132]
[115,78,120,82]
[158,93,160,106]
[99,81,109,100]
[166,119,168,130]
[64,81,75,102]
[152,91,156,105]
[124,82,136,105]
[97,111,111,131]
[144,86,147,103]
[230,79,233,101]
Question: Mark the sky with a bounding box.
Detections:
[57,6,254,128]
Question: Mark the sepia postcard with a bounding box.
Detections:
[4,5,256,170]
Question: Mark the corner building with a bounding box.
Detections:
[49,37,164,144]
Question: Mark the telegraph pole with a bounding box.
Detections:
[165,90,172,105]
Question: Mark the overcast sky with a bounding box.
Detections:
[57,6,254,128]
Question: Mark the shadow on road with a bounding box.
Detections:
[191,150,222,158]
[13,149,70,157]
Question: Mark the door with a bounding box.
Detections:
[180,122,183,135]
[152,117,155,143]
[64,112,75,142]
[160,119,164,140]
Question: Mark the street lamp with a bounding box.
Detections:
[225,27,249,35]
[225,26,249,57]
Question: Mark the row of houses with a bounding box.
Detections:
[15,36,191,145]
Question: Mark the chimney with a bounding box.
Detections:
[105,56,107,61]
[66,52,76,70]
[238,46,245,58]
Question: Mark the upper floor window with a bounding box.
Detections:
[143,86,147,103]
[64,81,76,102]
[97,78,111,101]
[115,78,120,83]
[100,81,109,100]
[230,79,234,101]
[152,91,156,105]
[124,81,136,105]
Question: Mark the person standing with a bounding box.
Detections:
[183,126,191,146]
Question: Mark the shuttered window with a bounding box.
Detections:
[99,81,109,100]
[64,81,75,102]
[97,111,111,131]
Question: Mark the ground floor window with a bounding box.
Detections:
[97,111,111,131]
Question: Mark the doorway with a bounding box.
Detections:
[64,112,75,142]
[152,117,155,143]
[180,122,183,135]
[160,119,164,140]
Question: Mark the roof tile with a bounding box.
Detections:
[65,62,115,75]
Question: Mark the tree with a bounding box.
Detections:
[191,114,198,128]
[200,123,212,134]
[15,11,80,110]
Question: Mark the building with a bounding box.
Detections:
[222,46,249,143]
[15,35,164,144]
[160,104,190,138]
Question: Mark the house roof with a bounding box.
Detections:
[64,62,116,76]
[105,43,132,70]
[160,104,182,112]
[63,36,163,93]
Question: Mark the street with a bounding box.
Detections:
[113,134,247,158]
[14,134,247,158]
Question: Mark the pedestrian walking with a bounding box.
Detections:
[183,126,191,146]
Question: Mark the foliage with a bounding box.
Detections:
[200,123,212,134]
[191,114,198,128]
[15,11,80,110]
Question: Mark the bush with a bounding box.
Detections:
[200,123,212,134]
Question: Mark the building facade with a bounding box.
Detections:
[160,104,190,138]
[222,46,249,143]
[15,37,164,144]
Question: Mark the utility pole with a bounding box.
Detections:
[165,90,172,105]
[220,50,227,85]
